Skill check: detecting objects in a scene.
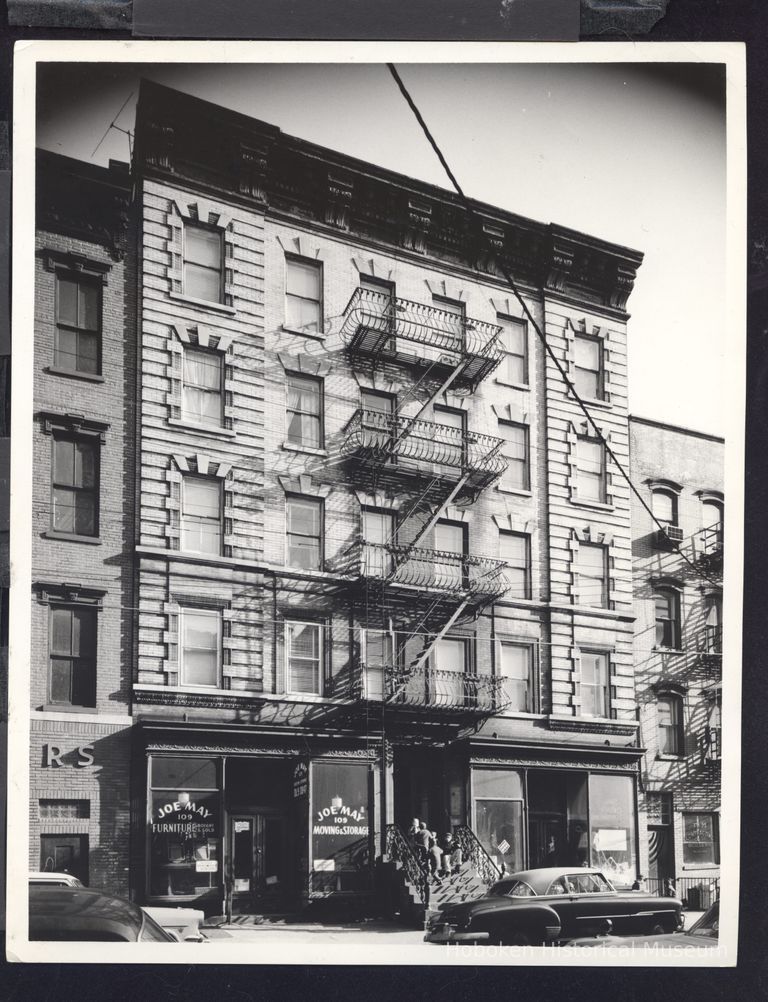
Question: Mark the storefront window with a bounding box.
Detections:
[149,756,221,898]
[472,769,524,873]
[588,773,637,888]
[310,761,370,895]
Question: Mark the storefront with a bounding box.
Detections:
[137,724,379,914]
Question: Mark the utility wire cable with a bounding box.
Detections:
[387,63,722,591]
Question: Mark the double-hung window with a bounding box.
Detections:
[657,694,683,755]
[499,531,531,599]
[573,334,604,400]
[182,348,223,425]
[180,608,221,688]
[652,489,678,526]
[576,435,606,503]
[183,223,223,303]
[499,317,528,385]
[286,375,323,449]
[52,434,99,537]
[499,642,534,712]
[499,422,530,492]
[683,813,719,865]
[285,257,323,333]
[575,543,608,607]
[55,274,101,375]
[286,496,323,570]
[286,621,323,695]
[654,588,681,648]
[49,604,97,708]
[581,650,609,718]
[362,508,395,578]
[433,296,465,341]
[181,476,222,555]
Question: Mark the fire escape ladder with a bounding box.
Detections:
[407,475,471,551]
[389,357,471,453]
[388,599,470,702]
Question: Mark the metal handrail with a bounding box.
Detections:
[359,542,511,598]
[385,824,428,904]
[342,408,507,482]
[341,288,503,375]
[454,825,503,887]
[697,624,722,655]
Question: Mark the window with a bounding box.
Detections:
[181,476,222,555]
[498,422,529,491]
[182,348,223,425]
[362,629,391,701]
[498,317,527,385]
[646,792,673,826]
[286,496,323,570]
[657,694,683,756]
[39,800,90,820]
[683,813,719,865]
[362,508,395,577]
[575,543,608,607]
[573,335,604,401]
[581,650,609,718]
[499,642,534,712]
[361,390,395,451]
[499,531,530,599]
[180,608,221,687]
[433,296,465,339]
[701,498,723,531]
[576,435,606,503]
[654,588,681,648]
[434,405,467,469]
[652,489,678,526]
[707,700,721,759]
[286,621,323,695]
[55,274,100,374]
[52,435,99,537]
[286,374,323,449]
[285,257,322,333]
[49,604,97,707]
[183,223,223,303]
[704,594,722,653]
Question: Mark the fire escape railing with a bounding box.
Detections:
[358,542,510,600]
[340,288,503,389]
[341,409,507,490]
[359,661,511,714]
[454,826,503,886]
[696,624,723,655]
[693,524,724,570]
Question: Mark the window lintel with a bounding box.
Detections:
[39,412,109,442]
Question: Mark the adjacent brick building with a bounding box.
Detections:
[29,152,133,894]
[630,416,723,909]
[27,81,723,918]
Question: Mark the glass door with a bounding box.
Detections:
[229,814,286,913]
[434,520,466,592]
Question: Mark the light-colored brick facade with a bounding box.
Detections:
[630,416,723,907]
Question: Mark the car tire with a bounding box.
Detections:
[650,923,665,935]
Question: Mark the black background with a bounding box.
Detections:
[0,0,766,997]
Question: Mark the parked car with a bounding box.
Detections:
[425,867,684,946]
[29,872,84,888]
[141,906,206,942]
[569,899,720,950]
[29,886,178,942]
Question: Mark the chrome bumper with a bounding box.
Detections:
[424,925,490,944]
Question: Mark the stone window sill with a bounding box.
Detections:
[493,378,530,392]
[574,394,612,410]
[168,417,236,438]
[495,485,532,498]
[45,366,105,384]
[282,441,328,457]
[653,647,684,655]
[281,325,326,343]
[41,703,97,713]
[656,754,684,762]
[168,291,236,316]
[42,530,102,545]
[569,497,615,513]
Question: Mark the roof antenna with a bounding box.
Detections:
[91,91,135,160]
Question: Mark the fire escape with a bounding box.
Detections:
[337,285,511,719]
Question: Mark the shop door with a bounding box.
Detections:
[528,816,566,869]
[229,814,285,913]
[648,827,674,882]
[40,835,89,885]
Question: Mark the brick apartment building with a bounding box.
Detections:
[26,80,721,918]
[29,151,134,893]
[630,417,723,909]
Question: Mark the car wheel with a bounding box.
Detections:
[503,931,533,946]
[650,923,665,936]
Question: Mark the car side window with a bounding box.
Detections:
[546,877,568,895]
[507,881,535,897]
[570,874,597,893]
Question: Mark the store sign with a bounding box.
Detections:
[312,800,368,836]
[151,799,218,838]
[43,744,95,768]
[195,860,218,873]
[293,761,308,799]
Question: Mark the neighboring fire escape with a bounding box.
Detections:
[338,285,511,719]
[655,517,724,769]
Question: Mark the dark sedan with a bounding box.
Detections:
[29,886,178,942]
[425,867,684,946]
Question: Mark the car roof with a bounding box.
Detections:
[498,868,612,894]
[29,886,175,941]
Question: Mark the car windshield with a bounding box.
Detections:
[488,880,536,898]
[688,902,719,939]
